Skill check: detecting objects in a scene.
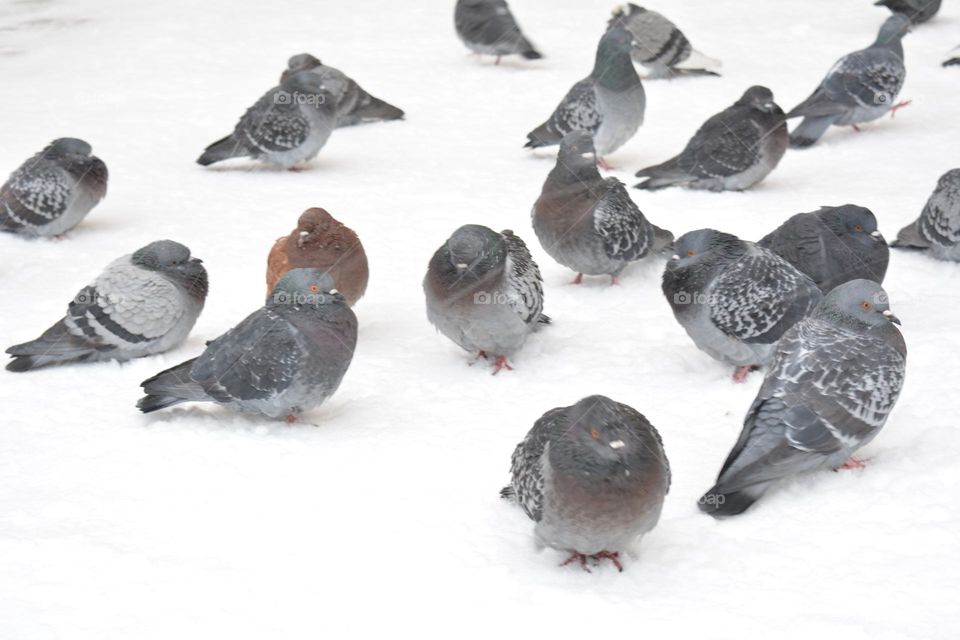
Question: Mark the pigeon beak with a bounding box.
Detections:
[670,254,680,261]
[298,230,309,247]
[870,230,883,241]
[882,309,901,325]
[609,440,625,449]
[455,262,468,274]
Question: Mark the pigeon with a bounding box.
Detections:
[266,207,368,306]
[892,169,960,261]
[500,395,670,572]
[197,71,337,169]
[454,0,542,63]
[281,54,404,127]
[607,3,721,78]
[699,279,906,517]
[943,44,960,67]
[875,0,941,24]
[634,86,788,191]
[758,204,889,292]
[423,224,548,374]
[786,15,911,148]
[662,229,822,382]
[6,240,207,372]
[525,27,644,167]
[532,130,673,285]
[0,138,107,238]
[137,268,357,422]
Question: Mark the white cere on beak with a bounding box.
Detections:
[456,263,468,269]
[671,254,680,261]
[609,440,625,449]
[329,288,339,295]
[871,230,882,238]
[882,309,894,317]
[580,152,594,160]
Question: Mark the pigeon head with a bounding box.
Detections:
[557,130,597,167]
[295,207,344,248]
[876,13,911,44]
[287,53,322,72]
[280,71,336,112]
[817,279,900,328]
[549,395,656,485]
[936,168,960,190]
[132,240,208,300]
[738,86,780,114]
[597,26,636,58]
[818,205,884,246]
[443,225,506,278]
[669,229,746,268]
[611,3,645,19]
[46,138,92,158]
[270,268,343,307]
[594,27,638,86]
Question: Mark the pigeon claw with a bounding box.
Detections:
[838,456,867,470]
[610,275,620,286]
[571,273,584,285]
[491,356,514,375]
[560,551,623,572]
[889,99,912,118]
[284,414,298,425]
[597,157,612,171]
[732,365,757,383]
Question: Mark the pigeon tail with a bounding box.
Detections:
[672,49,722,75]
[521,48,543,60]
[5,320,102,372]
[633,161,687,190]
[698,483,766,517]
[197,135,244,166]
[891,220,931,250]
[789,115,835,149]
[499,485,516,500]
[524,122,560,149]
[351,95,405,123]
[137,358,207,413]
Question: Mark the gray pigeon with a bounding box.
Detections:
[875,0,940,24]
[759,204,889,292]
[525,27,644,167]
[699,279,906,517]
[943,44,960,67]
[786,15,911,148]
[892,169,960,261]
[423,225,549,374]
[663,229,822,382]
[137,268,356,422]
[532,130,673,285]
[500,395,670,571]
[607,3,721,78]
[197,71,337,169]
[0,138,107,238]
[281,54,404,127]
[7,240,207,372]
[454,0,542,63]
[634,86,788,191]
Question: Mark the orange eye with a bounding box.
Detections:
[854,225,863,232]
[309,284,319,293]
[686,249,695,257]
[590,429,599,439]
[862,301,871,310]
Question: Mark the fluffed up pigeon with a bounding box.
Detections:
[7,240,207,372]
[501,395,670,572]
[137,268,357,422]
[532,130,673,285]
[266,207,369,306]
[875,0,941,24]
[424,224,549,374]
[943,44,960,67]
[607,3,721,78]
[197,71,337,169]
[0,138,107,238]
[759,204,889,292]
[699,279,906,517]
[282,54,404,127]
[525,27,644,167]
[893,169,960,261]
[454,0,542,63]
[786,14,911,148]
[663,229,822,382]
[634,86,788,191]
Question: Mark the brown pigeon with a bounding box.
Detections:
[266,208,369,306]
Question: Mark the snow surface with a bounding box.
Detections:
[1,0,959,637]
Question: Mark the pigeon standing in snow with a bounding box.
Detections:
[893,169,960,261]
[662,229,822,382]
[197,71,337,169]
[266,208,368,306]
[875,0,941,24]
[943,45,960,67]
[759,205,889,292]
[532,130,673,285]
[0,138,107,238]
[281,54,404,127]
[786,14,911,148]
[501,395,670,571]
[607,3,721,78]
[634,86,788,191]
[137,268,356,422]
[454,0,542,63]
[7,240,207,372]
[525,28,644,167]
[424,225,548,374]
[699,279,906,517]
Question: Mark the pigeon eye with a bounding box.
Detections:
[686,249,695,257]
[590,429,599,439]
[309,284,319,293]
[862,301,871,310]
[854,225,863,232]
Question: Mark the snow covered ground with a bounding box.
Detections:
[1,0,959,637]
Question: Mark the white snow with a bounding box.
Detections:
[1,1,959,637]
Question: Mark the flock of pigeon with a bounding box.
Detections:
[1,0,957,572]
